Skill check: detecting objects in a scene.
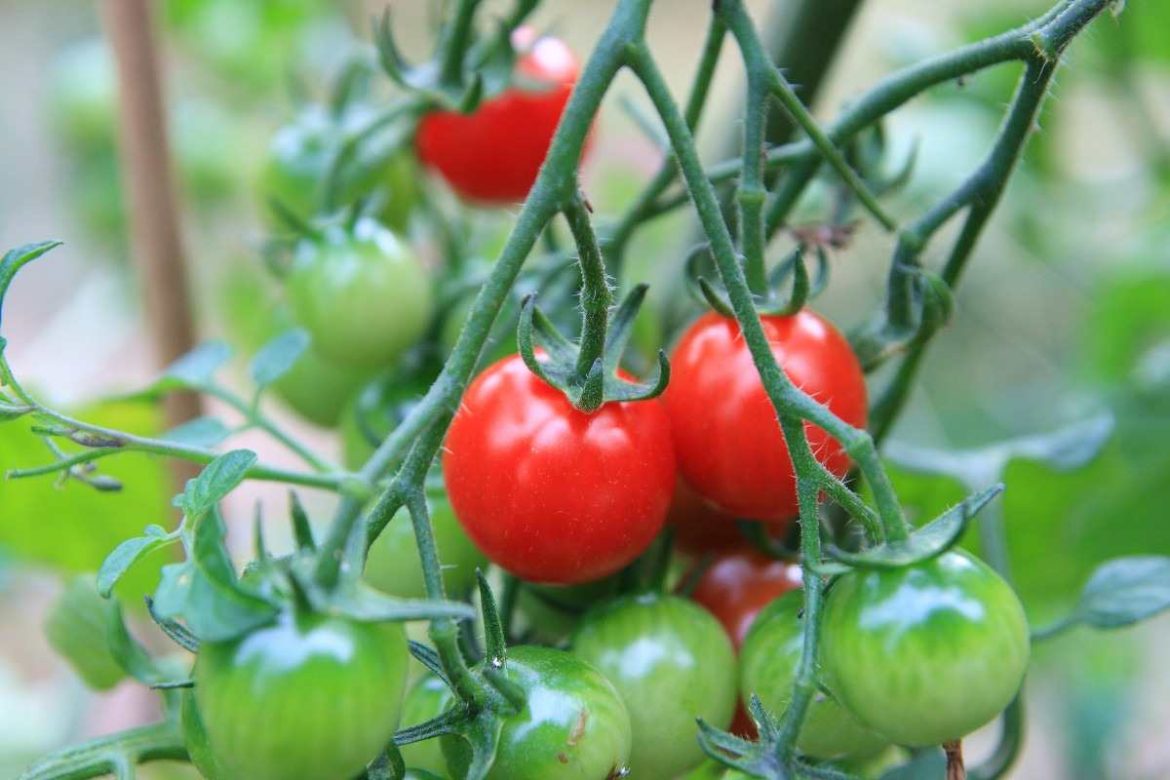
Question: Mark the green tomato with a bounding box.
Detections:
[739,591,886,760]
[43,575,125,691]
[287,219,433,370]
[441,646,632,780]
[572,594,737,779]
[364,494,486,600]
[194,611,409,780]
[821,550,1030,747]
[271,343,377,428]
[400,675,454,777]
[340,370,433,469]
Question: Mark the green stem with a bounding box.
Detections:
[738,74,770,294]
[205,384,334,473]
[563,192,613,391]
[18,722,186,780]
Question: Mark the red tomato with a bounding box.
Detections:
[443,354,675,585]
[666,311,867,521]
[668,479,790,554]
[687,549,802,650]
[416,29,588,203]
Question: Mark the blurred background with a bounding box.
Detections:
[0,0,1167,777]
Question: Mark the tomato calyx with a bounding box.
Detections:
[686,241,830,318]
[517,284,669,412]
[374,2,538,113]
[696,695,817,779]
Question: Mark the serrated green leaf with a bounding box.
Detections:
[830,485,1002,569]
[97,532,176,597]
[250,328,310,389]
[1075,556,1170,630]
[176,449,256,519]
[161,416,232,448]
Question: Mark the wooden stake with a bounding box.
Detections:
[100,1,202,442]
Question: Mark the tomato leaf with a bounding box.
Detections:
[97,531,178,598]
[161,416,232,448]
[249,328,310,390]
[106,598,166,685]
[317,580,476,624]
[828,485,1002,569]
[153,509,278,642]
[0,240,62,329]
[154,341,234,393]
[174,449,256,519]
[1074,556,1170,630]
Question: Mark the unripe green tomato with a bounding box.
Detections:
[287,219,433,369]
[364,494,486,600]
[340,371,432,469]
[572,594,737,779]
[194,611,409,780]
[440,646,632,780]
[270,344,377,428]
[43,575,125,691]
[739,591,886,760]
[399,674,453,777]
[821,550,1030,747]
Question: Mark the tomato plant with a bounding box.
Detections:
[666,311,867,522]
[442,353,675,585]
[820,550,1031,746]
[573,594,737,779]
[417,29,587,204]
[6,1,1150,779]
[193,612,409,780]
[440,646,632,780]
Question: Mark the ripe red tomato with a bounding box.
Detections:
[687,549,802,650]
[666,311,867,522]
[416,29,588,203]
[443,354,675,585]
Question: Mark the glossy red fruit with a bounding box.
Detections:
[666,311,867,521]
[443,354,675,585]
[416,29,587,203]
[687,549,802,649]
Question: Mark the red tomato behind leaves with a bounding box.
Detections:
[668,479,790,554]
[687,549,802,650]
[443,354,675,585]
[416,30,588,203]
[666,311,867,522]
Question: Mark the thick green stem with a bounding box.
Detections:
[563,192,613,390]
[18,722,186,780]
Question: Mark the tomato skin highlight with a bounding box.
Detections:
[666,311,867,521]
[440,646,632,780]
[416,31,588,204]
[821,550,1031,747]
[193,612,409,780]
[740,591,887,760]
[573,594,737,779]
[442,354,675,585]
[688,548,802,649]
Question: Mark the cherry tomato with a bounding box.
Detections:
[668,480,790,554]
[442,354,675,585]
[287,218,434,370]
[740,591,886,760]
[364,492,487,599]
[573,594,737,779]
[194,611,409,780]
[687,549,802,649]
[416,29,588,203]
[666,311,867,521]
[399,674,452,776]
[441,646,632,779]
[821,550,1030,746]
